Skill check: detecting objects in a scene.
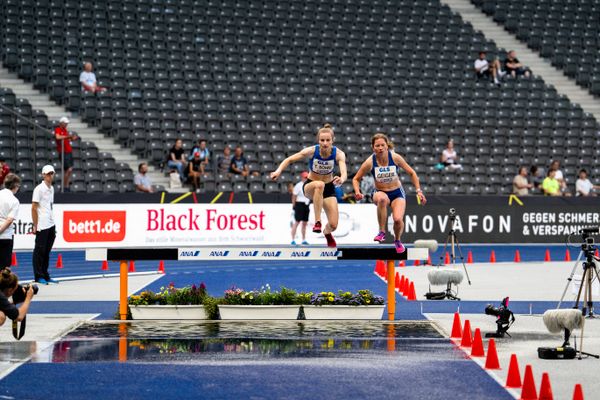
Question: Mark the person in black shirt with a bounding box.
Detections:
[504,50,531,78]
[188,151,203,192]
[0,268,34,326]
[230,146,250,176]
[167,138,187,182]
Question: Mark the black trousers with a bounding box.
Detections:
[0,239,13,269]
[33,226,56,281]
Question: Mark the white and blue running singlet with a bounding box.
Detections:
[371,151,400,185]
[309,145,337,175]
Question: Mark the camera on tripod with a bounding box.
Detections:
[448,208,456,217]
[484,297,515,338]
[11,283,38,304]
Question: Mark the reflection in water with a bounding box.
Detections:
[44,321,444,363]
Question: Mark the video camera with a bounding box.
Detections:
[11,283,38,304]
[484,297,515,338]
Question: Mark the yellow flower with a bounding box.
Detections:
[328,292,334,297]
[366,299,371,304]
[328,296,334,302]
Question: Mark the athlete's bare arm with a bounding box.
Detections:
[270,147,315,181]
[352,157,373,201]
[332,149,347,186]
[393,153,427,204]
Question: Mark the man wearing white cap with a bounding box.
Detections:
[31,165,57,284]
[54,117,79,192]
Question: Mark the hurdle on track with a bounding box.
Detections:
[86,246,429,321]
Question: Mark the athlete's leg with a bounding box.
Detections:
[373,191,390,232]
[322,197,338,247]
[391,198,407,253]
[303,181,325,230]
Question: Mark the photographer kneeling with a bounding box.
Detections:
[0,268,34,325]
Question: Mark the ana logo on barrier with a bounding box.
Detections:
[238,251,260,257]
[209,251,230,257]
[180,250,201,257]
[63,211,126,242]
[261,251,281,257]
[291,251,311,257]
[320,250,341,257]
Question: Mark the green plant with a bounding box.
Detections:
[128,283,209,306]
[221,285,308,305]
[202,296,220,320]
[310,290,384,306]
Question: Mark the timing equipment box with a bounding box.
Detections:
[537,346,577,359]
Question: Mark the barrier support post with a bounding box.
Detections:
[386,260,395,321]
[119,260,128,320]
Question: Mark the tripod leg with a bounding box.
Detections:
[574,265,588,312]
[579,276,589,359]
[453,233,472,285]
[587,264,595,317]
[557,251,584,309]
[439,231,452,267]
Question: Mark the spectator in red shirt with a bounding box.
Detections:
[0,159,10,187]
[54,117,79,191]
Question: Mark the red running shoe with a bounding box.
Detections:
[325,233,337,248]
[312,221,322,233]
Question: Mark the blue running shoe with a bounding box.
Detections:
[47,278,59,284]
[37,278,48,285]
[301,240,309,245]
[291,240,297,246]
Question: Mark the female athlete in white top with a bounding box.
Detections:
[270,124,347,247]
[352,133,426,253]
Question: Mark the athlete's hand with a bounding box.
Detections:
[417,191,427,205]
[269,170,280,181]
[355,192,364,201]
[332,176,343,186]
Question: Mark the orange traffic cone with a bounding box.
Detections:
[461,319,472,347]
[426,254,432,265]
[564,249,571,262]
[596,249,599,258]
[470,328,485,357]
[407,281,417,301]
[11,252,17,267]
[490,250,496,263]
[539,372,554,400]
[506,354,522,388]
[399,275,406,294]
[101,260,109,271]
[398,260,405,267]
[514,250,521,263]
[467,250,473,264]
[444,252,451,264]
[544,249,551,262]
[451,312,462,338]
[484,339,500,369]
[128,261,136,272]
[520,365,538,400]
[413,259,420,266]
[395,272,400,288]
[572,384,584,400]
[56,253,63,269]
[158,260,165,274]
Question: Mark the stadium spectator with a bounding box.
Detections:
[32,165,58,284]
[134,162,153,193]
[230,146,249,176]
[79,62,106,93]
[0,174,20,269]
[54,116,79,191]
[549,160,570,195]
[188,152,203,192]
[167,139,187,182]
[0,159,10,187]
[504,50,531,78]
[512,166,533,196]
[440,139,462,170]
[575,169,600,196]
[474,51,502,85]
[529,165,544,193]
[188,139,210,173]
[542,169,561,196]
[216,146,232,174]
[291,171,310,246]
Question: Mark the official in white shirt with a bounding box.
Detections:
[0,174,21,268]
[291,171,311,245]
[31,165,57,285]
